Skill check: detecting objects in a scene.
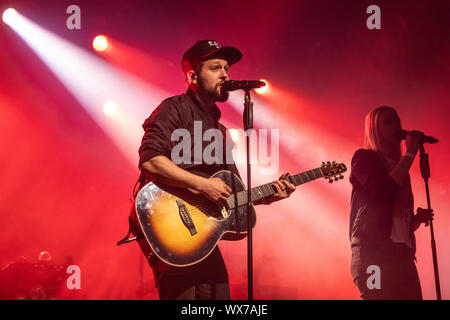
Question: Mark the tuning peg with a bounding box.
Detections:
[328,178,333,183]
[327,161,331,165]
[339,175,344,179]
[334,176,339,181]
[320,161,325,166]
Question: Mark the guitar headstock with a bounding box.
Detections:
[320,161,347,183]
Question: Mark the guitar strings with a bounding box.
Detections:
[185,191,255,218]
[171,179,299,218]
[150,169,336,219]
[167,179,289,218]
[168,174,318,217]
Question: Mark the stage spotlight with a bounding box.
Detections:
[93,35,110,52]
[103,100,118,116]
[255,79,270,95]
[4,9,169,167]
[2,8,18,25]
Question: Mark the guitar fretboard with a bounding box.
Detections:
[226,168,324,209]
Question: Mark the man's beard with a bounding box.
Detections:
[216,89,229,102]
[199,81,229,102]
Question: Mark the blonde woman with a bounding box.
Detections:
[349,106,433,299]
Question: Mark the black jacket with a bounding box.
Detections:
[349,149,416,254]
[131,89,240,285]
[138,89,238,178]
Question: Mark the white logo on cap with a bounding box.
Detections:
[208,41,221,48]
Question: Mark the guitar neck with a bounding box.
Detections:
[226,168,324,209]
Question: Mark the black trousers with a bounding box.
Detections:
[351,242,423,300]
[156,272,230,300]
[149,247,230,300]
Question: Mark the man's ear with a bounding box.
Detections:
[186,70,197,84]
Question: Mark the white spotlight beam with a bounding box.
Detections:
[5,10,170,167]
[225,91,352,252]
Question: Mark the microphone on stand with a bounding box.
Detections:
[220,80,266,92]
[400,129,439,144]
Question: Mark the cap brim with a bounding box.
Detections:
[201,46,242,66]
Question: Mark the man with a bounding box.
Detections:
[130,40,296,300]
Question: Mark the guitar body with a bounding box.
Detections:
[135,170,256,267]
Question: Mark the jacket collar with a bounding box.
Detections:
[186,88,221,123]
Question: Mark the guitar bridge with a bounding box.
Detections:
[220,205,229,219]
[176,200,197,236]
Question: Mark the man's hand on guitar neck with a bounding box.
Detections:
[254,172,296,205]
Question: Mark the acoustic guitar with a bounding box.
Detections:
[134,161,347,266]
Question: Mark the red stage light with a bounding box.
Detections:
[92,35,110,52]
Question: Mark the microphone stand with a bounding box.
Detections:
[243,89,254,300]
[419,144,441,300]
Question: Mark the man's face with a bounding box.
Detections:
[196,58,230,102]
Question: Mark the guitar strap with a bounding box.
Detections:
[133,171,147,198]
[117,172,146,246]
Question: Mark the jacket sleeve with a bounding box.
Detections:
[138,101,183,170]
[349,149,399,202]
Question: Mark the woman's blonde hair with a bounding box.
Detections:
[364,106,402,159]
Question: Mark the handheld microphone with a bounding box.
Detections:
[220,80,266,92]
[400,130,439,144]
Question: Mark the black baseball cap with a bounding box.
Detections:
[181,40,242,73]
